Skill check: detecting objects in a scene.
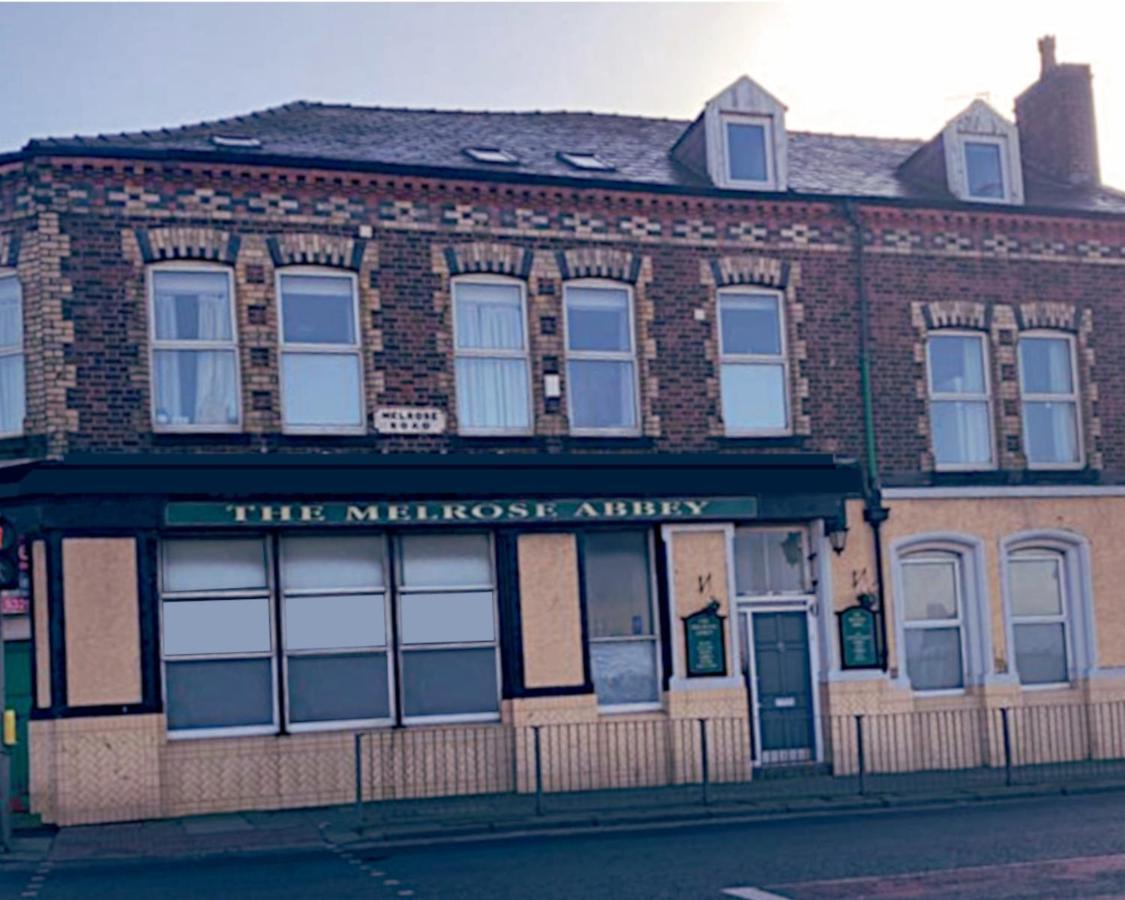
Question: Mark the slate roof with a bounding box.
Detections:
[20,100,1125,214]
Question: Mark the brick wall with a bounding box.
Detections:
[2,156,1125,482]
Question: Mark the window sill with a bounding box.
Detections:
[598,702,663,716]
[282,426,368,437]
[400,712,502,726]
[167,724,278,741]
[910,688,967,699]
[1019,681,1074,692]
[153,425,244,435]
[287,718,394,734]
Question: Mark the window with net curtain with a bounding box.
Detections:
[453,279,531,432]
[733,529,808,595]
[1007,547,1069,686]
[1018,334,1081,466]
[899,551,966,691]
[565,284,638,432]
[582,531,659,708]
[927,333,993,468]
[279,272,364,430]
[150,269,239,429]
[0,275,25,435]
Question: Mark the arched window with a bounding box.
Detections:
[1003,532,1095,687]
[892,535,991,693]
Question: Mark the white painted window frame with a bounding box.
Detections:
[278,534,396,733]
[160,536,280,740]
[451,274,534,436]
[276,266,366,436]
[720,112,777,190]
[896,548,970,696]
[1003,546,1071,690]
[395,531,503,726]
[147,262,243,434]
[585,528,663,715]
[925,330,995,471]
[717,287,791,437]
[0,270,25,439]
[563,279,642,437]
[1017,330,1084,470]
[961,135,1011,204]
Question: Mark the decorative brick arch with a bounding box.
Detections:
[443,242,533,278]
[135,227,239,264]
[556,247,640,283]
[267,233,366,270]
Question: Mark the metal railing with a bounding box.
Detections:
[339,700,1125,826]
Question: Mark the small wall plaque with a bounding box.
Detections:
[683,600,727,678]
[374,407,447,435]
[838,604,880,669]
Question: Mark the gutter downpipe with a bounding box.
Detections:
[843,200,891,670]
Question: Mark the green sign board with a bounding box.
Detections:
[684,601,727,677]
[838,605,880,669]
[164,496,759,528]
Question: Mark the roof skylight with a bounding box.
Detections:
[463,147,519,165]
[557,151,614,172]
[210,135,263,150]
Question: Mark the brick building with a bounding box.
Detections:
[2,38,1124,824]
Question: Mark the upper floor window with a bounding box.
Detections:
[564,282,639,435]
[926,332,993,469]
[964,139,1006,200]
[278,270,364,433]
[452,277,532,434]
[1006,547,1069,686]
[0,274,25,437]
[723,115,773,186]
[149,267,240,431]
[718,289,789,434]
[1018,333,1082,468]
[582,530,659,710]
[898,550,966,692]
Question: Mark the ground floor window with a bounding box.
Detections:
[898,550,966,692]
[1006,547,1069,686]
[581,530,660,710]
[160,532,500,736]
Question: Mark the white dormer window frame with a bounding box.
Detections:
[942,101,1024,206]
[719,112,777,189]
[962,135,1010,203]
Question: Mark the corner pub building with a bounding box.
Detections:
[4,38,1125,825]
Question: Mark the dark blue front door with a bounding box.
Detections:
[752,611,814,760]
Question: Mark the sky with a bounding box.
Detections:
[2,2,1124,186]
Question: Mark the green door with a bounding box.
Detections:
[4,640,31,812]
[752,612,814,762]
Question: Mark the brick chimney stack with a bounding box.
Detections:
[1015,36,1100,187]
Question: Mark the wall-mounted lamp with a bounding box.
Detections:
[827,517,849,555]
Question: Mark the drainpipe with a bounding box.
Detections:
[842,200,891,671]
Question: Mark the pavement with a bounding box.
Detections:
[4,790,1125,897]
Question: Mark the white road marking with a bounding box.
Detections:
[723,888,789,900]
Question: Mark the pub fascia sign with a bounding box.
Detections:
[165,496,759,527]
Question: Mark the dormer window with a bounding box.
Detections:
[674,76,787,192]
[723,114,772,185]
[464,147,518,165]
[964,139,1006,200]
[558,151,614,172]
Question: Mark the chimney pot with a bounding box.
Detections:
[1038,35,1057,77]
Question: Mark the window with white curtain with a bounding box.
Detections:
[1018,333,1082,467]
[281,535,392,728]
[564,282,638,433]
[1006,547,1069,686]
[733,528,809,596]
[149,267,240,431]
[0,274,25,436]
[899,551,966,692]
[582,530,660,709]
[927,333,993,468]
[279,270,364,432]
[397,533,500,722]
[718,289,789,434]
[452,278,531,433]
[161,538,276,735]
